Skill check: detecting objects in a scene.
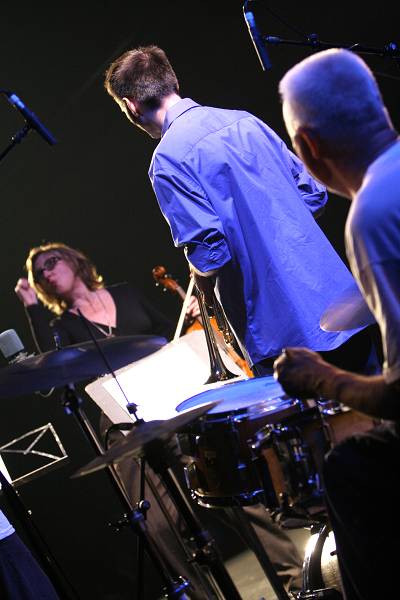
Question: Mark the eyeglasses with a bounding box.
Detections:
[33,255,62,282]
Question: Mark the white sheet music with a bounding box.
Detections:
[86,330,247,425]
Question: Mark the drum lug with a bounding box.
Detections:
[295,589,343,599]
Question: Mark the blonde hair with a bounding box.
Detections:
[26,242,104,315]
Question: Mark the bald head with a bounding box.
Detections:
[279,48,391,155]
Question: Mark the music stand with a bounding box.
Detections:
[0,423,68,487]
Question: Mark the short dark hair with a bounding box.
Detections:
[26,242,104,315]
[104,45,179,109]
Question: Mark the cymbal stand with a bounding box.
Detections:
[0,467,79,599]
[143,438,243,600]
[62,383,133,511]
[63,386,201,599]
[223,505,290,600]
[71,314,199,598]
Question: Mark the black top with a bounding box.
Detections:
[26,282,175,353]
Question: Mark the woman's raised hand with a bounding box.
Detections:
[15,278,38,307]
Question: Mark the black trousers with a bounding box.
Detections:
[323,421,400,600]
[0,532,59,600]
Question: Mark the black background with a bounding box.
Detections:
[0,2,399,598]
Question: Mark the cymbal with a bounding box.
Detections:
[73,400,219,478]
[320,283,375,332]
[0,335,167,399]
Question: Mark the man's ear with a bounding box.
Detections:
[122,97,140,120]
[293,127,333,187]
[294,127,322,160]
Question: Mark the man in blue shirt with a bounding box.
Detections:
[104,44,376,598]
[104,45,368,375]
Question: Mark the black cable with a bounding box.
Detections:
[104,422,134,451]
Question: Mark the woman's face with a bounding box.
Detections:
[33,252,79,298]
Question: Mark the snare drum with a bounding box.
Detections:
[251,400,377,514]
[175,376,300,508]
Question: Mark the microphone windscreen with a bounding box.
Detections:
[0,329,25,360]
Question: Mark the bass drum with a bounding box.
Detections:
[300,524,343,599]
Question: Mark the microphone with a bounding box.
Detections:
[4,92,57,145]
[243,1,272,71]
[0,329,29,363]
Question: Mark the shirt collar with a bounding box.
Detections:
[161,98,200,137]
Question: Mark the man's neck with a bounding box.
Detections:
[142,94,182,138]
[335,126,399,199]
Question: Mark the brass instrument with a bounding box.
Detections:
[211,295,236,346]
[195,287,239,384]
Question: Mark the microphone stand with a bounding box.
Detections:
[263,33,400,64]
[0,89,56,163]
[0,123,31,163]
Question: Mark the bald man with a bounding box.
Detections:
[276,48,400,599]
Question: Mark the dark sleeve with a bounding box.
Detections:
[114,282,176,341]
[25,304,72,353]
[136,292,176,341]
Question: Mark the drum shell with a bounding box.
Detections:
[302,405,376,483]
[253,403,377,511]
[179,400,300,508]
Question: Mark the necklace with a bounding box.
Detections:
[91,290,114,337]
[71,290,114,337]
[90,320,114,338]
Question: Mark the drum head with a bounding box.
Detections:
[176,375,294,416]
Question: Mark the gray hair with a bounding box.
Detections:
[279,48,388,151]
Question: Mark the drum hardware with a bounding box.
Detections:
[296,524,343,600]
[250,408,326,517]
[74,401,243,600]
[317,399,347,417]
[176,378,309,600]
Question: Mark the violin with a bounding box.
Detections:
[152,265,254,378]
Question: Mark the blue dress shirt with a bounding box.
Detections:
[150,98,360,365]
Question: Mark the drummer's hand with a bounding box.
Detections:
[273,347,331,399]
[15,278,38,307]
[186,296,200,319]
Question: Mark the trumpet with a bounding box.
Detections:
[195,287,239,384]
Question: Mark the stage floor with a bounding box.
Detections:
[225,527,309,600]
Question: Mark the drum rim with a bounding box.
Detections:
[176,375,289,416]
